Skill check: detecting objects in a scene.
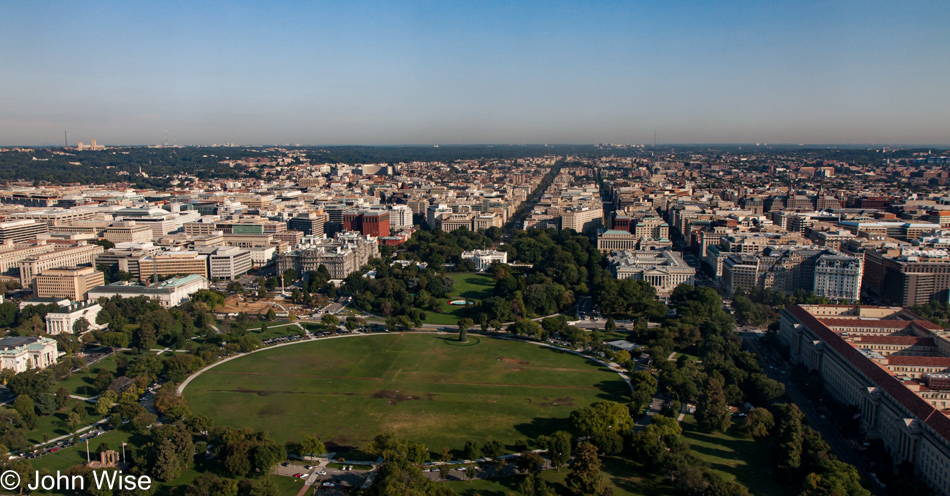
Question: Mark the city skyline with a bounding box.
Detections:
[2,0,949,146]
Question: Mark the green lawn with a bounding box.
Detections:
[26,401,104,445]
[55,354,129,397]
[446,456,675,496]
[185,334,628,458]
[680,415,795,496]
[448,273,495,300]
[422,273,495,325]
[248,322,304,340]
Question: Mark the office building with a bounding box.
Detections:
[288,212,326,237]
[34,266,105,301]
[206,246,253,280]
[138,251,209,281]
[780,304,950,496]
[18,243,104,287]
[0,220,49,244]
[104,222,154,244]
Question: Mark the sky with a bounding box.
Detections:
[1,1,948,146]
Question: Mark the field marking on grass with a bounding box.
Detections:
[178,332,633,397]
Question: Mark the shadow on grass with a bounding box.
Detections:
[512,417,568,446]
[681,419,788,496]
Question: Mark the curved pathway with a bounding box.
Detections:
[177,331,632,396]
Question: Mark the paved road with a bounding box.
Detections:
[634,396,666,432]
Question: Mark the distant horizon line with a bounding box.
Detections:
[4,142,950,150]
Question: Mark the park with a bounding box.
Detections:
[182,333,630,456]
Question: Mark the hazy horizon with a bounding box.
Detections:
[3,1,949,147]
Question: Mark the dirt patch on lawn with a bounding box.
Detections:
[218,295,281,315]
[497,357,530,365]
[257,404,286,417]
[372,390,436,404]
[539,396,575,408]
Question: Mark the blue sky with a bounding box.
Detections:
[1,1,948,145]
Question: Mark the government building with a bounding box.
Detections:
[780,304,950,495]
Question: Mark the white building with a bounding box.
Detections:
[207,246,253,280]
[389,205,413,231]
[45,301,103,335]
[426,204,453,229]
[461,250,508,272]
[0,336,58,373]
[812,253,863,301]
[607,250,695,295]
[87,274,209,309]
[249,246,277,268]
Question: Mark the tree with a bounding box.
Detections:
[569,401,634,439]
[55,387,70,409]
[565,442,603,495]
[321,314,339,326]
[34,393,57,416]
[482,439,503,458]
[253,440,287,474]
[672,463,708,495]
[73,317,90,335]
[95,391,115,416]
[18,314,45,336]
[548,431,572,470]
[516,451,544,476]
[520,474,558,496]
[800,460,872,496]
[751,373,786,404]
[775,404,805,472]
[226,281,243,294]
[66,411,82,434]
[457,318,474,343]
[629,371,658,411]
[407,443,429,464]
[258,286,268,299]
[301,435,326,458]
[605,317,616,333]
[0,408,22,433]
[251,477,279,496]
[613,349,631,366]
[464,464,476,482]
[742,408,775,439]
[696,377,730,433]
[193,290,226,311]
[153,438,183,481]
[12,395,33,418]
[462,439,481,460]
